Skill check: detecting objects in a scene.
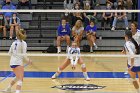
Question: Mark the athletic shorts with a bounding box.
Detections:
[10,65,20,68]
[128,64,140,72]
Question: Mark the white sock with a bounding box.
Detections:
[7,84,12,89]
[67,46,69,49]
[90,47,93,52]
[16,90,20,93]
[90,47,93,50]
[136,88,140,93]
[83,72,89,79]
[57,47,61,53]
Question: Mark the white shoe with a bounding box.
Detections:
[90,49,93,53]
[90,47,93,53]
[111,27,115,31]
[85,77,90,81]
[3,88,11,93]
[57,48,61,53]
[124,71,128,75]
[51,74,57,79]
[94,44,98,49]
[126,27,129,30]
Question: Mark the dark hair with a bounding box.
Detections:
[131,21,138,29]
[90,19,95,23]
[125,30,140,54]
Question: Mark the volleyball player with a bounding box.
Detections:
[52,42,90,81]
[124,22,140,74]
[4,29,32,93]
[124,30,140,93]
[130,22,140,47]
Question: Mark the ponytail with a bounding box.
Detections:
[131,38,140,55]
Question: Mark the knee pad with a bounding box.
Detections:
[130,78,136,82]
[17,80,22,86]
[81,64,86,68]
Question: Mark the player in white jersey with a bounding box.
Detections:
[124,22,140,75]
[52,42,90,81]
[131,22,140,46]
[124,30,140,93]
[4,29,32,93]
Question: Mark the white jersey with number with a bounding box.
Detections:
[133,29,140,45]
[67,47,80,60]
[9,39,28,66]
[124,41,140,66]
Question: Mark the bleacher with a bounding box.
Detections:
[0,0,133,51]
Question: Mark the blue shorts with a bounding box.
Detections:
[128,64,140,72]
[10,65,20,68]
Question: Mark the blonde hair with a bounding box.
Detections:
[75,20,83,29]
[16,29,27,41]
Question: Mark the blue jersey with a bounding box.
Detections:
[57,23,71,36]
[85,25,97,33]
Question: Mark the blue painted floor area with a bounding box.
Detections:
[0,71,133,78]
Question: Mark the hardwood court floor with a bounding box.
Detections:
[0,52,137,93]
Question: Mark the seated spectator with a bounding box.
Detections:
[2,0,16,30]
[106,0,117,8]
[72,3,84,26]
[125,0,133,9]
[101,2,113,29]
[111,1,129,31]
[62,12,72,25]
[83,1,97,27]
[64,0,74,9]
[114,0,126,9]
[1,0,15,7]
[85,20,98,53]
[72,20,84,47]
[17,0,32,9]
[81,0,101,9]
[0,13,7,39]
[57,19,71,53]
[9,13,20,39]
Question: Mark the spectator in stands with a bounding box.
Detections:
[0,13,7,39]
[62,12,72,25]
[72,3,84,26]
[85,20,98,53]
[111,1,129,31]
[101,2,113,29]
[2,0,16,18]
[106,0,117,8]
[17,0,32,9]
[81,0,101,9]
[1,0,15,7]
[2,0,16,32]
[57,19,71,53]
[64,0,74,9]
[9,13,20,39]
[125,0,133,9]
[83,1,97,27]
[72,20,84,47]
[130,22,140,46]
